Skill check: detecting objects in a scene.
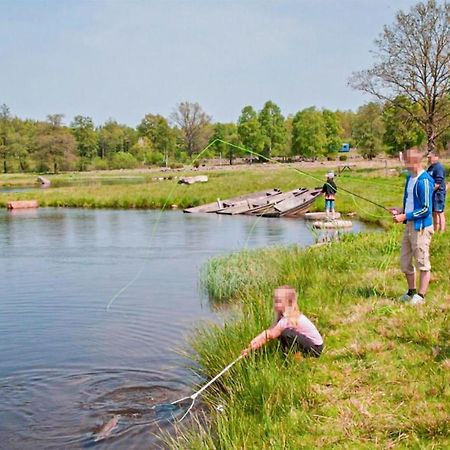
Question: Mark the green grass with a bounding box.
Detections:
[0,166,405,226]
[167,229,450,449]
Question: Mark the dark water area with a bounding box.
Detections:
[0,209,378,449]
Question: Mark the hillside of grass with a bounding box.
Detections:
[168,229,450,449]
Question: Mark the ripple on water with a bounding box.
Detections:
[0,367,196,449]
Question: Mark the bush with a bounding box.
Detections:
[89,157,109,171]
[339,154,348,161]
[109,152,138,169]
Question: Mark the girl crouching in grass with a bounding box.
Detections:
[242,285,323,358]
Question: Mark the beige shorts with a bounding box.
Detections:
[400,223,433,273]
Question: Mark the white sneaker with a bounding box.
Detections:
[399,292,412,302]
[410,294,425,305]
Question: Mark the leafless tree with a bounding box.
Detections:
[170,102,211,157]
[350,0,450,152]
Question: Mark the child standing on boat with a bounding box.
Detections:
[322,172,337,219]
[242,286,323,358]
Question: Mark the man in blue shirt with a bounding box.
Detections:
[392,147,434,305]
[427,151,446,232]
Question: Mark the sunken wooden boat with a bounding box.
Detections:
[184,187,322,218]
[183,188,282,214]
[243,188,322,217]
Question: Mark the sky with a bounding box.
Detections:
[0,0,421,127]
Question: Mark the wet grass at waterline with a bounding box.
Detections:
[0,166,404,226]
[167,230,450,448]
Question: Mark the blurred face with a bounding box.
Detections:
[427,153,438,165]
[273,289,287,313]
[405,148,423,174]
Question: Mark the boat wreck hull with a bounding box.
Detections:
[184,188,322,218]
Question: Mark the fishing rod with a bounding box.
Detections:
[215,139,393,214]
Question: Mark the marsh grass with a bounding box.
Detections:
[167,230,450,449]
[0,166,404,225]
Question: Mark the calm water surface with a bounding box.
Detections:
[0,209,376,449]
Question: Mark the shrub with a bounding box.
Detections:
[89,157,109,171]
[109,152,138,169]
[339,154,348,161]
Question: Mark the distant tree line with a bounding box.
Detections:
[1,97,449,174]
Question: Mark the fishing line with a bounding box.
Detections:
[106,139,221,310]
[215,139,393,216]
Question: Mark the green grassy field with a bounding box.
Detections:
[167,229,450,449]
[0,165,405,226]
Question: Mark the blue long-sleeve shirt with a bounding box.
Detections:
[402,171,434,230]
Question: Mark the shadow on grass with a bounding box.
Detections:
[354,286,387,298]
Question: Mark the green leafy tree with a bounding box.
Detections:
[137,114,176,166]
[352,103,386,160]
[97,120,138,162]
[209,122,241,165]
[71,115,98,170]
[0,104,13,172]
[335,110,356,144]
[291,107,327,159]
[258,100,288,159]
[322,109,343,155]
[237,106,265,160]
[350,0,450,152]
[383,96,425,155]
[35,115,77,173]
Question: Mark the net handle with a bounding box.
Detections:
[192,354,243,400]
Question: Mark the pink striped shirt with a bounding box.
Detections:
[277,314,323,346]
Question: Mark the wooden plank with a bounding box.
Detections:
[304,212,341,220]
[312,220,352,229]
[7,200,39,210]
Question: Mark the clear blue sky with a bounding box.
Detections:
[0,0,420,127]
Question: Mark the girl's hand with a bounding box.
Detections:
[250,337,262,349]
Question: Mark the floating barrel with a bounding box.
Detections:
[304,212,341,220]
[7,200,39,210]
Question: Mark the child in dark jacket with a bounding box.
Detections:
[322,172,337,219]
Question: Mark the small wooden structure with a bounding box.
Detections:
[178,175,208,185]
[37,176,51,186]
[7,200,39,210]
[304,212,341,220]
[337,163,356,174]
[312,220,352,229]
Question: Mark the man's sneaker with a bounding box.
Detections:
[410,294,425,305]
[399,292,412,302]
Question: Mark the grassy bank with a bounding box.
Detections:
[0,165,404,226]
[168,229,449,448]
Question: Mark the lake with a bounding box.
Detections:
[0,208,377,449]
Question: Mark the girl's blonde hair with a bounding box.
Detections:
[275,285,301,327]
